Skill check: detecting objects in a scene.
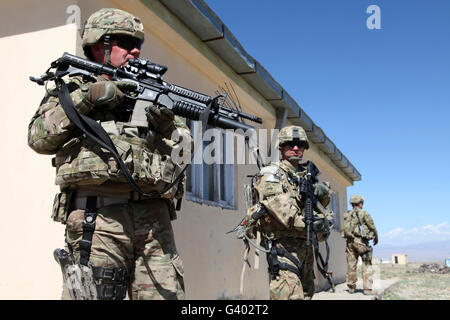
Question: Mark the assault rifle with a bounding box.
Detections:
[299,160,320,247]
[30,52,263,131]
[299,160,335,291]
[29,53,262,200]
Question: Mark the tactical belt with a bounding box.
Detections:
[74,190,145,209]
[79,195,127,300]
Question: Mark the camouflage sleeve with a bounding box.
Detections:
[255,173,299,229]
[27,77,94,155]
[363,211,378,239]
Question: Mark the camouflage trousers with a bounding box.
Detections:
[268,237,315,300]
[345,238,373,290]
[65,198,185,300]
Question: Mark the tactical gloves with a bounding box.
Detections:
[145,105,176,138]
[81,80,137,110]
[313,182,331,199]
[373,235,378,246]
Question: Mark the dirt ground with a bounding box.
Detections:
[379,262,450,300]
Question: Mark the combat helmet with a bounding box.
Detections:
[81,8,144,62]
[350,195,364,205]
[278,126,309,149]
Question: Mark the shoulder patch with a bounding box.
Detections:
[260,165,279,175]
[260,165,280,183]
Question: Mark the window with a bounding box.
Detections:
[185,120,235,210]
[330,192,340,230]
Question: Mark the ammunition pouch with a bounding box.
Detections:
[262,193,298,229]
[53,121,183,200]
[292,208,332,242]
[351,238,372,262]
[92,266,127,300]
[52,190,75,224]
[360,241,373,263]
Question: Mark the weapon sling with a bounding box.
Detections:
[311,231,335,291]
[355,209,365,237]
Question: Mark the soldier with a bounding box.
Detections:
[243,126,334,300]
[27,8,191,300]
[343,195,378,295]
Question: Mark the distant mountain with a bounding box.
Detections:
[374,240,450,262]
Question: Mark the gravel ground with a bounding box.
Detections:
[313,261,450,300]
[379,262,450,300]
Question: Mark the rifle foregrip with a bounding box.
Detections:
[172,101,254,131]
[172,101,202,120]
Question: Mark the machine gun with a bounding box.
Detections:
[30,52,262,131]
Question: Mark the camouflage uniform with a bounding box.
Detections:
[28,8,190,300]
[343,195,378,292]
[247,126,334,300]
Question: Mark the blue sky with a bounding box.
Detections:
[204,0,450,246]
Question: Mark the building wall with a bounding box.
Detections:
[392,254,408,265]
[0,0,351,299]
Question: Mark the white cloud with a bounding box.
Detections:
[386,227,404,237]
[383,221,450,245]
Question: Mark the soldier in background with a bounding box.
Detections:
[343,195,378,295]
[27,8,191,300]
[243,126,335,300]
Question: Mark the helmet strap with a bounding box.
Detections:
[103,35,111,65]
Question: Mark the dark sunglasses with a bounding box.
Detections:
[283,141,307,149]
[112,36,142,51]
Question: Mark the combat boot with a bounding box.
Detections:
[363,289,376,295]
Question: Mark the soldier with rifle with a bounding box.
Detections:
[28,8,261,300]
[234,126,335,300]
[343,195,378,295]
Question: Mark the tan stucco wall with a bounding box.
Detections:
[0,23,78,299]
[0,0,350,299]
[392,254,408,265]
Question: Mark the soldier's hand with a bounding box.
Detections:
[114,80,138,93]
[81,80,137,110]
[313,182,330,199]
[145,105,176,138]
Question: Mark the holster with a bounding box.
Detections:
[54,248,127,300]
